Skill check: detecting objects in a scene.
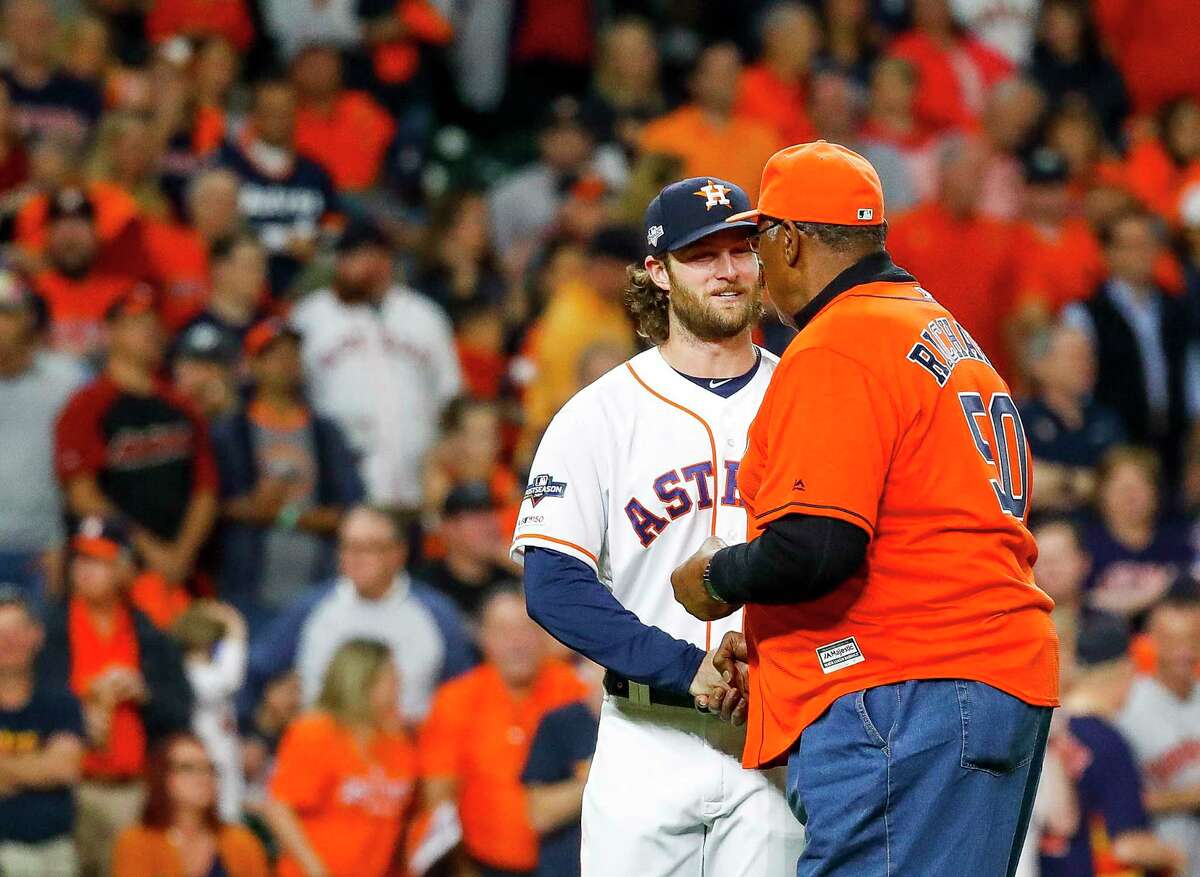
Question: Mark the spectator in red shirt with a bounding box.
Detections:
[55,287,219,590]
[146,0,254,53]
[859,57,942,203]
[735,3,820,146]
[36,516,192,877]
[887,0,1013,133]
[887,136,1019,378]
[291,44,395,194]
[1124,98,1200,224]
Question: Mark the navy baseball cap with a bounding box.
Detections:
[643,176,757,257]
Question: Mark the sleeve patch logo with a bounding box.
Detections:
[524,474,567,507]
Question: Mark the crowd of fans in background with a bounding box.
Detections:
[0,0,1198,876]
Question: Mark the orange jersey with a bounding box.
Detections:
[1013,216,1106,312]
[295,92,396,192]
[270,712,417,877]
[418,661,587,872]
[34,269,143,359]
[738,252,1059,769]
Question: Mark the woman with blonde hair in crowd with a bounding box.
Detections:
[113,732,269,877]
[265,639,418,877]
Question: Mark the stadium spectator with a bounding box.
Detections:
[639,42,782,199]
[887,0,1013,133]
[38,517,193,877]
[419,588,587,876]
[1033,518,1093,640]
[819,0,882,85]
[585,16,664,161]
[1082,447,1192,622]
[488,95,600,270]
[1043,613,1186,876]
[859,57,941,202]
[1,0,102,146]
[1094,0,1200,115]
[1116,588,1200,876]
[1063,212,1199,480]
[217,78,340,297]
[887,136,1019,378]
[32,188,146,362]
[423,397,519,518]
[88,112,170,221]
[113,733,268,877]
[55,287,219,590]
[1012,148,1106,320]
[177,235,269,351]
[416,482,519,618]
[0,80,29,197]
[171,602,247,824]
[1020,323,1125,513]
[950,0,1037,65]
[734,3,820,146]
[247,505,474,723]
[265,639,416,877]
[520,660,602,877]
[258,0,370,63]
[291,44,395,194]
[170,322,240,422]
[1028,0,1129,146]
[520,226,637,450]
[290,219,461,513]
[977,78,1046,221]
[145,0,255,53]
[0,273,87,603]
[415,190,509,327]
[0,586,85,877]
[1124,98,1200,224]
[211,318,364,616]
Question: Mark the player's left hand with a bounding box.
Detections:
[671,536,740,621]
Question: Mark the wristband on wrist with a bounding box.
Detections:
[276,503,302,530]
[702,558,728,603]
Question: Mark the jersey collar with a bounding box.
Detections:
[791,249,915,332]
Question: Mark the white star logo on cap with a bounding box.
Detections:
[694,180,732,210]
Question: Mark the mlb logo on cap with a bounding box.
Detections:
[643,176,756,257]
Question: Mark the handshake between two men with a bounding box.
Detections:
[670,536,750,726]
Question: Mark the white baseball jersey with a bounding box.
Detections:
[290,285,461,508]
[512,345,804,877]
[1116,676,1200,877]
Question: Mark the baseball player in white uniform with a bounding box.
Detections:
[512,177,804,876]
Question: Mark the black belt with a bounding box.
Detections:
[603,670,696,710]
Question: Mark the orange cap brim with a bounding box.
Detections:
[725,208,761,223]
[72,535,121,561]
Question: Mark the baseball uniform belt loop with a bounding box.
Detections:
[603,670,698,711]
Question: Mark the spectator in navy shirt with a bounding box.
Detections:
[1,0,101,147]
[1021,321,1126,515]
[521,662,602,877]
[218,79,340,297]
[178,235,272,355]
[0,585,85,877]
[1042,613,1186,876]
[1083,446,1194,624]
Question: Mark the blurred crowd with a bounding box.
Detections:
[0,0,1198,876]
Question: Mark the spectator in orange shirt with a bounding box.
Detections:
[146,0,254,52]
[734,3,820,146]
[1013,147,1106,322]
[1124,98,1200,223]
[887,137,1019,378]
[291,44,396,194]
[639,43,783,199]
[113,733,268,877]
[420,588,587,876]
[887,0,1013,133]
[31,188,145,363]
[36,516,193,877]
[266,639,417,877]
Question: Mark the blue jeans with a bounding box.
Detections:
[787,679,1052,876]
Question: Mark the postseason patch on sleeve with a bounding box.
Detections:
[524,474,568,507]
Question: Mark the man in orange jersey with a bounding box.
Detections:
[672,141,1059,876]
[419,588,586,876]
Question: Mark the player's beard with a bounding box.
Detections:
[667,271,764,342]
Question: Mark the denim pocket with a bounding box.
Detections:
[955,680,1042,776]
[856,683,900,752]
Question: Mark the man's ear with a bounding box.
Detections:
[782,221,802,269]
[645,255,671,293]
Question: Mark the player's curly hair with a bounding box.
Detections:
[625,262,670,346]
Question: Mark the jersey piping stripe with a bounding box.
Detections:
[625,361,718,651]
[520,533,599,566]
[753,500,875,533]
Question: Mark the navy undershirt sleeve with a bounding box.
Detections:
[523,547,706,695]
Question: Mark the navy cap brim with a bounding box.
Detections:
[658,218,757,255]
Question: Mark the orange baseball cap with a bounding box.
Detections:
[727,140,885,226]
